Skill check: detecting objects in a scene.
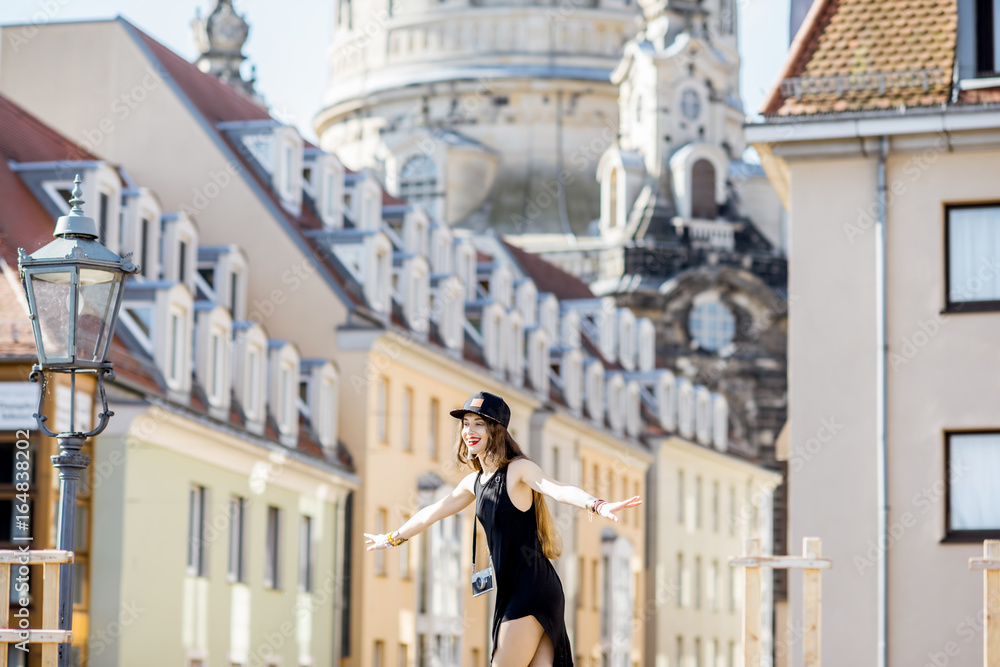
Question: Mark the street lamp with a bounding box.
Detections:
[17,175,138,666]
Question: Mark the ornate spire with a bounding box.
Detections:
[192,0,257,97]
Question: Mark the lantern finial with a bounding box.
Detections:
[53,173,98,239]
[68,175,85,215]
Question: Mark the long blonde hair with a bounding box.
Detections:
[456,420,562,559]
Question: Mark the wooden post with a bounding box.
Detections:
[42,561,60,667]
[0,562,8,667]
[970,540,1000,667]
[743,538,762,667]
[802,538,822,667]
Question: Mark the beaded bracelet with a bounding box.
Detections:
[588,498,607,522]
[387,531,408,547]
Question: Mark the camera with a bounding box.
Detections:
[471,566,495,597]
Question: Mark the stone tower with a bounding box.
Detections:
[191,0,258,99]
[314,0,641,234]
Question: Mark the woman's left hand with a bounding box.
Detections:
[598,496,643,522]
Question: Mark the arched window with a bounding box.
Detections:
[691,159,717,219]
[399,155,438,208]
[689,300,736,352]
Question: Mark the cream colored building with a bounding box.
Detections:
[747,1,1000,665]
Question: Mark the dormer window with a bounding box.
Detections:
[269,342,301,446]
[695,386,712,445]
[712,393,729,451]
[539,295,558,342]
[626,381,641,438]
[403,257,431,333]
[403,210,430,256]
[957,1,1000,80]
[272,126,303,214]
[599,298,617,362]
[160,284,194,397]
[677,379,695,439]
[656,370,676,431]
[162,213,198,294]
[121,187,162,280]
[638,318,656,371]
[507,312,524,387]
[669,143,726,221]
[585,361,605,425]
[561,310,581,349]
[304,361,339,451]
[490,265,513,308]
[435,277,464,351]
[364,234,393,314]
[233,323,268,435]
[528,329,549,398]
[196,305,233,418]
[607,373,626,435]
[483,303,505,370]
[309,154,344,229]
[562,349,583,414]
[455,241,477,301]
[431,226,453,274]
[515,280,538,328]
[618,308,636,371]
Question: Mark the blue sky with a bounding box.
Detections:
[0,0,790,143]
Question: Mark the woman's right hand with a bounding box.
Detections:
[364,533,392,551]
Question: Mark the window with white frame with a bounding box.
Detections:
[490,266,513,308]
[508,313,524,385]
[403,211,429,257]
[712,394,729,450]
[957,1,1000,79]
[676,553,684,607]
[599,299,617,361]
[399,154,439,209]
[677,470,685,525]
[946,431,1000,537]
[694,556,702,609]
[483,305,505,370]
[946,204,1000,310]
[138,216,152,278]
[228,496,246,583]
[625,381,641,438]
[638,317,655,371]
[456,243,477,301]
[209,330,225,402]
[264,506,281,589]
[678,380,695,438]
[689,298,736,352]
[528,329,549,396]
[436,277,464,350]
[187,485,208,577]
[607,374,625,434]
[318,370,339,448]
[278,363,295,433]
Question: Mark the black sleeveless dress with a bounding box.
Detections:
[474,464,573,666]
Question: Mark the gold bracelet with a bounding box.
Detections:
[387,531,408,547]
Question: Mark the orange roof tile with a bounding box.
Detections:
[762,0,956,116]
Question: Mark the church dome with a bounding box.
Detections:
[314,0,641,234]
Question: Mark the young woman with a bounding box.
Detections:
[365,391,642,667]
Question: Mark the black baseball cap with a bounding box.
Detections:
[450,391,511,429]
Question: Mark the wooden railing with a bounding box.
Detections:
[730,537,832,667]
[0,550,73,667]
[969,540,1000,667]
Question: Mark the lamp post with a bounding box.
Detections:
[17,175,138,666]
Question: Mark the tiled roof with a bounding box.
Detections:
[501,239,595,300]
[762,0,957,115]
[127,21,366,308]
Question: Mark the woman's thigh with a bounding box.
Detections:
[493,616,545,667]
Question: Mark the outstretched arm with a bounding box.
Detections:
[509,458,642,523]
[365,472,477,551]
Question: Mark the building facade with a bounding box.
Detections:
[748,0,1000,665]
